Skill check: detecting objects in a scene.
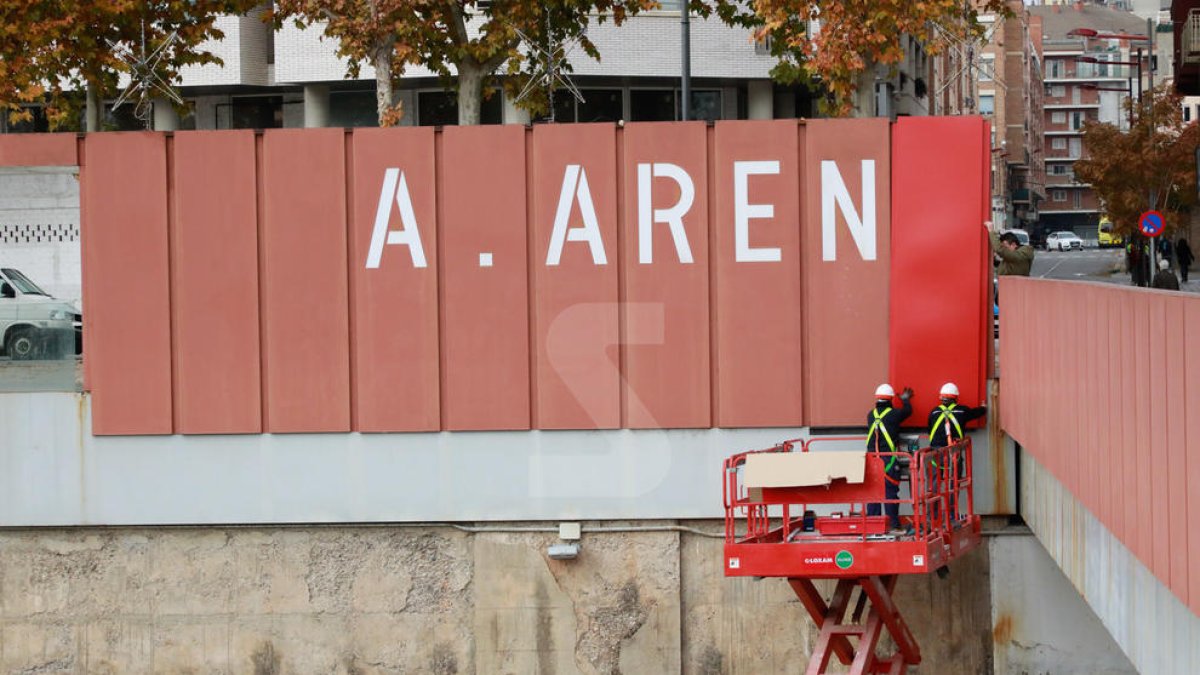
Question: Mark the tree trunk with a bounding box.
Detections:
[374,49,394,125]
[458,61,485,126]
[85,83,100,132]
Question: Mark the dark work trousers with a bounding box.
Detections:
[866,462,903,529]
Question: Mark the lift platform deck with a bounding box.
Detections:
[722,436,983,675]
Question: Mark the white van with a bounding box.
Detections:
[0,268,81,360]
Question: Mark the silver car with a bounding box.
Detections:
[0,268,81,360]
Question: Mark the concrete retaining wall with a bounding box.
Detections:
[0,523,996,674]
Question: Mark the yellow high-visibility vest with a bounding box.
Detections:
[929,404,964,440]
[868,407,898,470]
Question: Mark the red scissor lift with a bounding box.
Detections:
[723,436,983,675]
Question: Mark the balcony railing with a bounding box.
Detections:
[1185,9,1200,65]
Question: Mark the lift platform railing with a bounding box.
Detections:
[723,436,976,547]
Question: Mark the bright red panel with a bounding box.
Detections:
[890,117,988,421]
[621,122,711,428]
[801,119,890,427]
[531,124,620,429]
[171,131,262,434]
[440,125,531,430]
[81,132,173,435]
[712,120,803,427]
[0,133,76,166]
[260,129,350,432]
[348,127,439,432]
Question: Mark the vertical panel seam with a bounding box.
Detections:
[255,132,269,432]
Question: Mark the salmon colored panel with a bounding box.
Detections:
[81,132,172,435]
[348,127,439,432]
[1148,295,1171,582]
[712,120,803,427]
[1186,301,1200,614]
[802,119,890,427]
[171,131,262,434]
[890,117,988,421]
[621,122,710,428]
[1095,292,1112,533]
[260,129,351,432]
[1164,298,1189,602]
[440,125,531,430]
[1117,293,1136,545]
[0,133,77,166]
[1132,300,1152,568]
[531,124,620,429]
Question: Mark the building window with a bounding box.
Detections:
[1051,85,1066,98]
[629,89,722,123]
[979,56,995,82]
[1052,137,1067,150]
[330,91,379,128]
[1071,111,1084,130]
[417,90,502,126]
[1073,191,1082,208]
[1052,111,1066,124]
[1052,164,1066,175]
[1053,190,1067,202]
[216,96,283,130]
[1186,106,1192,122]
[978,94,995,115]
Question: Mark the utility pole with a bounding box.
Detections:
[681,1,691,121]
[1147,17,1157,278]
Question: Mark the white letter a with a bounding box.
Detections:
[546,165,608,266]
[366,168,428,269]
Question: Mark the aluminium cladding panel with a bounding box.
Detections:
[1164,295,1189,602]
[889,117,988,421]
[531,123,620,429]
[1188,299,1200,613]
[712,120,803,427]
[439,125,531,431]
[800,119,890,427]
[348,127,439,432]
[620,122,711,429]
[260,129,351,432]
[170,131,262,434]
[81,132,173,435]
[0,133,77,167]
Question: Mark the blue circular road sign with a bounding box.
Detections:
[1139,211,1165,238]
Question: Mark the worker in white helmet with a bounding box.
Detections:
[866,383,914,532]
[927,382,987,449]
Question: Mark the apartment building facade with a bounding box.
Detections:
[1031,3,1148,237]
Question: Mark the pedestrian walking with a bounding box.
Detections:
[1177,238,1194,283]
[986,222,1034,278]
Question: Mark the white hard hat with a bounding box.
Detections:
[939,382,960,399]
[874,383,895,399]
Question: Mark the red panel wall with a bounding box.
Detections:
[890,117,989,419]
[531,124,620,429]
[621,122,711,428]
[171,131,262,434]
[348,127,439,432]
[81,132,173,435]
[0,133,77,167]
[260,129,351,432]
[1000,277,1200,616]
[440,125,531,430]
[712,120,803,427]
[801,119,890,426]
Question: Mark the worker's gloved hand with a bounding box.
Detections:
[899,387,914,401]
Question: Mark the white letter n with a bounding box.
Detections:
[821,160,876,262]
[366,168,428,269]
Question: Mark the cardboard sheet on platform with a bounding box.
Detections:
[743,451,867,501]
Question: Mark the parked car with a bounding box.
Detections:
[1002,229,1031,247]
[0,268,82,360]
[1045,231,1084,251]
